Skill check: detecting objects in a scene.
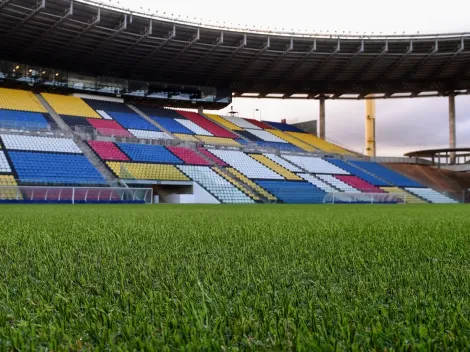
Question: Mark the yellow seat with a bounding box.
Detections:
[204,113,244,131]
[41,93,100,118]
[107,162,189,181]
[380,187,426,204]
[196,135,241,147]
[174,133,200,142]
[249,154,302,180]
[212,167,259,200]
[0,175,21,200]
[0,88,46,112]
[286,131,352,155]
[225,167,277,201]
[266,129,316,152]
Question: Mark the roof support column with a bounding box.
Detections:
[449,93,456,164]
[365,95,376,157]
[197,106,204,115]
[319,95,326,140]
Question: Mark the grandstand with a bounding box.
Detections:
[0,0,468,204]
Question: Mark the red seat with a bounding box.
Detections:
[167,146,211,165]
[87,119,132,137]
[335,175,385,193]
[176,110,238,138]
[197,147,227,166]
[244,118,273,130]
[88,141,129,161]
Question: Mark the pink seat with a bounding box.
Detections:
[244,118,273,130]
[197,148,227,166]
[335,175,385,193]
[167,146,211,165]
[88,141,129,161]
[87,119,132,137]
[176,110,238,138]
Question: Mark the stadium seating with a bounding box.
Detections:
[350,161,422,187]
[87,119,132,137]
[380,187,426,204]
[127,129,173,140]
[178,165,254,203]
[177,111,238,138]
[0,175,21,200]
[299,174,338,193]
[1,134,82,153]
[249,154,302,180]
[41,93,100,118]
[266,130,316,152]
[174,133,200,142]
[255,180,326,203]
[151,117,194,134]
[87,141,129,161]
[175,118,213,135]
[335,175,385,193]
[195,136,242,147]
[205,114,243,131]
[224,167,277,201]
[264,154,302,172]
[283,155,348,174]
[116,143,182,164]
[0,88,46,113]
[244,119,273,130]
[264,121,303,132]
[405,188,458,204]
[326,158,389,187]
[255,141,305,152]
[0,151,12,172]
[223,115,262,130]
[209,149,283,179]
[212,168,259,201]
[287,131,351,155]
[9,151,106,184]
[61,115,92,129]
[245,129,288,143]
[0,110,52,130]
[316,175,360,192]
[236,130,264,142]
[107,162,189,181]
[167,146,211,165]
[107,111,160,132]
[197,148,227,166]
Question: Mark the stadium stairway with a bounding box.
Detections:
[36,94,71,132]
[127,104,177,139]
[36,94,123,187]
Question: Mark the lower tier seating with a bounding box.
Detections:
[1,134,82,154]
[326,158,389,186]
[299,174,337,193]
[283,155,349,174]
[225,167,277,201]
[0,175,20,200]
[209,149,283,179]
[380,187,426,204]
[117,143,182,164]
[178,165,254,203]
[212,168,259,201]
[351,160,422,187]
[335,175,385,193]
[264,154,302,172]
[316,174,359,192]
[9,151,106,184]
[255,180,326,203]
[405,187,458,204]
[107,162,189,181]
[250,154,302,180]
[0,151,12,172]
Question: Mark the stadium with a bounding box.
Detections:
[0,0,470,349]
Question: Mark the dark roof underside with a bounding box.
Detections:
[1,0,470,98]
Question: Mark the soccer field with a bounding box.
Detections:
[0,204,469,350]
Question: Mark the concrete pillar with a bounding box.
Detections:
[365,95,376,157]
[197,106,203,115]
[449,93,456,164]
[319,95,325,139]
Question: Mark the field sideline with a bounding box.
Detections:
[0,204,469,350]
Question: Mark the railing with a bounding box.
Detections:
[323,192,407,204]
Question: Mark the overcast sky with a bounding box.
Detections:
[105,0,470,156]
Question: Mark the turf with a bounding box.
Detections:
[0,204,469,350]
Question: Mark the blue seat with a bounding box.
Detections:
[83,99,136,113]
[326,158,390,186]
[150,117,194,134]
[107,112,160,131]
[9,151,106,185]
[256,141,304,152]
[255,180,326,203]
[350,160,423,187]
[117,143,182,164]
[263,121,304,132]
[0,110,50,130]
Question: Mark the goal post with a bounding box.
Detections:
[323,192,406,204]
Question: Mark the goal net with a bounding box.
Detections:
[323,192,406,204]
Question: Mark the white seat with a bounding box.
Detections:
[405,187,458,204]
[299,173,337,193]
[283,155,349,174]
[128,129,173,140]
[316,174,360,192]
[264,153,302,172]
[0,151,11,172]
[0,134,82,154]
[175,119,213,136]
[245,129,288,143]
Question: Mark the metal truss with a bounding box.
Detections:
[351,40,388,81]
[381,39,414,79]
[184,31,224,74]
[210,33,247,76]
[308,38,341,80]
[256,37,293,79]
[326,40,364,81]
[278,39,317,78]
[0,0,13,10]
[5,0,45,37]
[232,36,270,77]
[429,37,465,79]
[401,38,438,81]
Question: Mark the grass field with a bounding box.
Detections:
[0,204,469,350]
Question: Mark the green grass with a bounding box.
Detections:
[0,204,469,350]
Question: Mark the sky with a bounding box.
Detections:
[103,0,470,156]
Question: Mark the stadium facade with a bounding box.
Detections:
[0,0,469,204]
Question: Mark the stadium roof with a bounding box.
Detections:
[1,0,470,99]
